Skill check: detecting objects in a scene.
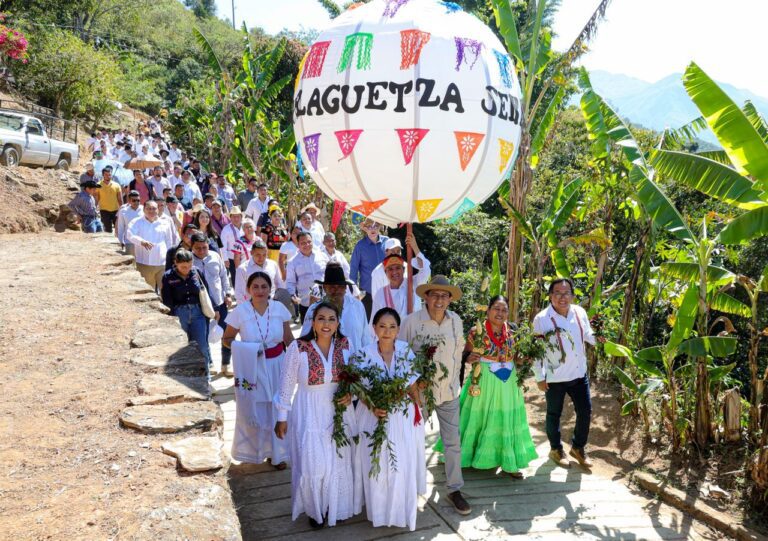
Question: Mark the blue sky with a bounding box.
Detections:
[214,0,768,97]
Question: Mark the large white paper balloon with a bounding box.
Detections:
[293,0,522,227]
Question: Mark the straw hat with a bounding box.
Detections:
[415,275,462,301]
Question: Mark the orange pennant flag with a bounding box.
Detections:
[351,198,388,216]
[498,138,515,172]
[454,131,485,171]
[414,198,442,222]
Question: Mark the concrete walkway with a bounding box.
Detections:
[209,338,719,541]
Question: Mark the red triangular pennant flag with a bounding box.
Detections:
[454,131,485,171]
[331,200,347,232]
[395,128,429,165]
[351,199,388,216]
[334,129,363,159]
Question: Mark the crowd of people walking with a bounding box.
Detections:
[70,120,600,532]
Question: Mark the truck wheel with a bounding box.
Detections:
[55,157,70,171]
[1,146,19,167]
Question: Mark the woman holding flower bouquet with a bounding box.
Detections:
[273,302,360,529]
[355,307,426,531]
[437,295,537,477]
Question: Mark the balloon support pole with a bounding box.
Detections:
[407,222,414,314]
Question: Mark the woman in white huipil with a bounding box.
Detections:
[223,271,293,468]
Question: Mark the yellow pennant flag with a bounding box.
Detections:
[415,198,443,222]
[498,139,515,172]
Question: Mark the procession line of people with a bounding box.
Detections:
[70,120,600,532]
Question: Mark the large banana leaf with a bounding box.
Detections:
[657,262,735,287]
[742,101,768,144]
[662,116,708,150]
[650,150,764,210]
[679,336,738,357]
[709,291,752,317]
[531,86,566,167]
[667,284,699,352]
[631,166,694,242]
[491,0,523,64]
[193,27,224,77]
[489,248,502,297]
[549,178,585,232]
[683,62,768,183]
[499,197,536,242]
[717,206,768,244]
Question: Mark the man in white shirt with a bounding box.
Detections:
[370,254,427,323]
[155,198,180,247]
[234,238,284,302]
[286,231,328,324]
[116,190,143,255]
[191,232,234,375]
[126,200,176,291]
[220,206,243,285]
[532,278,597,470]
[148,166,170,197]
[167,164,184,189]
[321,232,350,277]
[244,182,270,222]
[180,170,202,208]
[297,210,324,249]
[370,235,431,299]
[300,262,372,354]
[299,203,326,246]
[168,142,182,164]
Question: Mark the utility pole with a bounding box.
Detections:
[231,0,236,29]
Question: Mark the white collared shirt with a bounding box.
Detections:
[244,196,271,220]
[532,304,595,383]
[126,216,176,266]
[220,222,243,261]
[116,204,143,244]
[321,247,350,277]
[285,250,328,306]
[235,258,283,303]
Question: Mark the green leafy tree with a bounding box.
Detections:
[12,28,120,125]
[184,0,216,18]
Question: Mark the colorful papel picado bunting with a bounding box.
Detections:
[493,49,513,88]
[303,133,321,171]
[454,131,485,171]
[334,129,363,159]
[396,128,429,165]
[351,199,388,216]
[414,199,442,222]
[331,200,347,232]
[454,37,483,71]
[383,0,412,18]
[337,33,373,72]
[498,138,515,172]
[448,197,476,224]
[303,41,330,79]
[400,30,431,69]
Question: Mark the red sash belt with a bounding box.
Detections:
[265,342,286,359]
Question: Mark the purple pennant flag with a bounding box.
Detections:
[454,37,483,71]
[383,0,411,18]
[303,133,320,171]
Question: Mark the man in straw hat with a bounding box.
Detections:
[399,275,471,516]
[301,262,372,353]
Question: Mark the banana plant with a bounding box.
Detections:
[651,62,768,245]
[500,176,585,317]
[606,281,737,449]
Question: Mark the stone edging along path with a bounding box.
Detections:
[95,236,242,540]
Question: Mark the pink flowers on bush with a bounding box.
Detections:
[0,13,29,64]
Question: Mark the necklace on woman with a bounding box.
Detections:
[251,300,270,352]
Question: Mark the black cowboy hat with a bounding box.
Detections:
[315,262,354,286]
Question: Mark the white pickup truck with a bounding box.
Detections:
[0,111,79,170]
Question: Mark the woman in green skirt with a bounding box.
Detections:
[436,295,537,478]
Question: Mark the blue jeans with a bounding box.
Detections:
[82,216,104,233]
[545,375,592,451]
[175,304,212,379]
[214,302,231,366]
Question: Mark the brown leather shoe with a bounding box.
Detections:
[569,447,594,468]
[548,448,570,468]
[447,491,471,515]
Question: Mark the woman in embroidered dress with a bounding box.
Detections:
[223,272,293,469]
[274,301,359,529]
[355,307,426,531]
[261,206,288,263]
[436,295,537,477]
